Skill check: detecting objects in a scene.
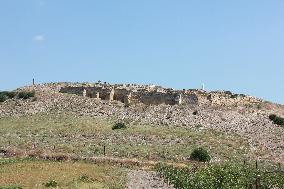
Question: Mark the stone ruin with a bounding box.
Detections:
[59,82,262,107]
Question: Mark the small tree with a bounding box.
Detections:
[269,114,284,126]
[269,114,277,121]
[0,94,7,102]
[112,122,126,130]
[17,91,35,99]
[190,147,211,162]
[0,91,16,102]
[4,91,16,98]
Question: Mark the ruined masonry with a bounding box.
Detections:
[59,82,261,106]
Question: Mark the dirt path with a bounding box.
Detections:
[126,170,174,189]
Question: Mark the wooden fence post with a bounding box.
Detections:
[255,160,258,169]
[103,146,106,156]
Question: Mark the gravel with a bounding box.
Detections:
[126,170,174,189]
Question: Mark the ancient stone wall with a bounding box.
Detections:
[59,84,261,106]
[60,86,190,105]
[208,91,261,106]
[133,92,178,105]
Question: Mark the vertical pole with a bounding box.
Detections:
[103,145,106,156]
[32,78,35,85]
[256,160,258,169]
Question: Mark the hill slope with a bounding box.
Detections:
[0,82,284,163]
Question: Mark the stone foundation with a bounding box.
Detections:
[59,83,261,106]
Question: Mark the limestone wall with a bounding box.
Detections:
[208,91,261,106]
[132,92,178,105]
[59,84,261,106]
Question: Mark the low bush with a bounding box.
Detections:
[0,91,16,102]
[0,91,35,102]
[44,180,58,188]
[1,91,16,98]
[17,91,35,99]
[269,114,277,121]
[112,122,127,130]
[0,94,7,102]
[269,114,284,126]
[155,162,284,189]
[190,147,211,162]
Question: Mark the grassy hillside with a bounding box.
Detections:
[0,112,259,162]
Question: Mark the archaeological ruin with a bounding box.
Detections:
[59,82,261,106]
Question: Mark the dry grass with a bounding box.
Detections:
[0,158,126,189]
[0,112,256,162]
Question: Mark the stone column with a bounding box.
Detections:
[178,94,182,105]
[109,88,114,101]
[96,92,100,99]
[83,89,87,97]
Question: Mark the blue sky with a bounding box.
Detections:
[0,1,284,104]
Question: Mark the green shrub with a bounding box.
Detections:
[0,91,16,102]
[0,91,16,98]
[269,114,284,126]
[44,180,58,188]
[155,162,284,189]
[17,91,35,99]
[112,122,126,130]
[190,147,211,162]
[0,94,7,102]
[269,114,277,121]
[274,117,284,125]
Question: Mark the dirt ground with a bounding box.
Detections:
[126,170,174,189]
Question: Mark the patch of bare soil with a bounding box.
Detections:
[126,170,174,189]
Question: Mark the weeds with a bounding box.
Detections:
[112,122,127,130]
[155,162,284,189]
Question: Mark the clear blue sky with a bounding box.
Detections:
[1,1,284,104]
